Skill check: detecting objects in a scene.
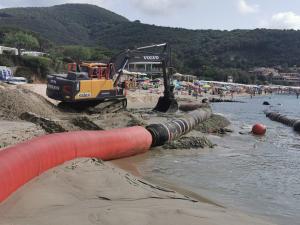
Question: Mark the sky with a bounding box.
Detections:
[0,0,300,30]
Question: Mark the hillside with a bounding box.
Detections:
[0,4,128,45]
[1,4,300,79]
[95,23,300,72]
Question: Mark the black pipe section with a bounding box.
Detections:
[146,108,212,147]
[210,98,245,103]
[265,112,300,132]
[179,103,207,112]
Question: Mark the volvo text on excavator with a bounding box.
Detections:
[46,43,178,113]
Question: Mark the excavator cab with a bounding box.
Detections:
[67,62,108,79]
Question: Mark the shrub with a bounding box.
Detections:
[0,55,14,67]
[21,56,53,79]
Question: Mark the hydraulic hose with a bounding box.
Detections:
[0,127,152,203]
[146,107,212,147]
[266,112,300,132]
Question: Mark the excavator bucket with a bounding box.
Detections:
[153,82,178,113]
[153,96,178,113]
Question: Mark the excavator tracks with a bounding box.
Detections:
[86,98,127,114]
[58,98,127,114]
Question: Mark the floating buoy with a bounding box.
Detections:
[252,123,266,135]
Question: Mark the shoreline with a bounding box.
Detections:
[112,155,224,208]
[111,149,280,225]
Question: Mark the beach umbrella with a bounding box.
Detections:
[151,79,160,83]
[179,81,187,86]
[175,83,181,90]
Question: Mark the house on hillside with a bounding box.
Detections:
[250,67,279,77]
[173,73,197,82]
[21,51,48,57]
[0,46,18,55]
[126,61,162,77]
[273,73,300,86]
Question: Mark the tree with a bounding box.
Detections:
[63,46,91,62]
[37,37,53,52]
[4,31,39,56]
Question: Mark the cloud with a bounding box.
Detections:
[129,0,192,15]
[269,12,300,30]
[237,0,259,14]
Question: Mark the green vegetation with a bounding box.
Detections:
[0,55,63,81]
[0,4,300,83]
[62,46,91,62]
[4,31,39,56]
[0,4,128,45]
[21,56,53,78]
[0,55,14,67]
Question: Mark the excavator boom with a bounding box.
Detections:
[109,43,178,113]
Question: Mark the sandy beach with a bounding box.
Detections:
[0,158,276,225]
[0,83,277,225]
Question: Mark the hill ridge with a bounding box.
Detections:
[1,4,300,78]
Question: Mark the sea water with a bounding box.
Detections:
[134,94,300,225]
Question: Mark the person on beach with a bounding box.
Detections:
[194,90,198,99]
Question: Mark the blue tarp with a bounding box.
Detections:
[0,67,13,81]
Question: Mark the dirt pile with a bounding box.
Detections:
[0,84,60,120]
[127,91,159,108]
[71,117,104,130]
[20,112,66,133]
[163,136,215,149]
[195,114,230,134]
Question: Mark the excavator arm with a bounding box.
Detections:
[108,43,178,113]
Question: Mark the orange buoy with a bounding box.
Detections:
[252,123,266,135]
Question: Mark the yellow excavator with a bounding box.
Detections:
[46,43,178,113]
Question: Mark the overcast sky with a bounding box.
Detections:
[0,0,300,30]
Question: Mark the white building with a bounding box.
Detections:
[21,51,47,57]
[127,62,162,77]
[0,46,18,55]
[251,67,279,77]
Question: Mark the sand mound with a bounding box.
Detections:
[163,136,215,149]
[0,84,60,120]
[195,114,230,134]
[127,91,160,109]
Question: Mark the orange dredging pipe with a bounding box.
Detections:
[0,126,152,203]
